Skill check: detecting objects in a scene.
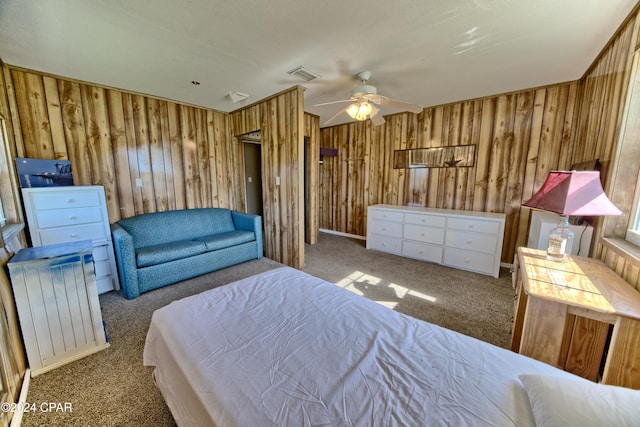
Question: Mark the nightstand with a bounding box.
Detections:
[511,247,640,389]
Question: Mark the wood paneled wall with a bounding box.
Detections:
[6,68,239,223]
[231,87,306,268]
[0,63,27,427]
[320,83,580,264]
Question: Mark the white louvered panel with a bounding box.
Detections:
[7,242,109,377]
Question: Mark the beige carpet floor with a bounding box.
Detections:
[20,232,514,426]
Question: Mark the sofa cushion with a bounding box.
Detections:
[194,230,256,251]
[117,208,237,248]
[136,240,207,268]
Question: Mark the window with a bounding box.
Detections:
[627,172,640,246]
[613,50,640,249]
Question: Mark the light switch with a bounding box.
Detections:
[135,178,143,187]
[248,177,252,183]
[276,176,280,186]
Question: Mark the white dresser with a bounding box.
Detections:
[22,186,120,294]
[366,204,506,277]
[7,241,109,377]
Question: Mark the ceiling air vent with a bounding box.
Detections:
[287,66,320,82]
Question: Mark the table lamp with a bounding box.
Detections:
[522,171,622,261]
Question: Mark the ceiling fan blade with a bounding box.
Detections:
[324,108,347,125]
[314,99,352,107]
[378,97,423,114]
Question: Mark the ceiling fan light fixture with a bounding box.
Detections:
[346,103,360,119]
[355,102,372,120]
[347,101,373,121]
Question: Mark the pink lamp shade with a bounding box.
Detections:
[522,171,622,216]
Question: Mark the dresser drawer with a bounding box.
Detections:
[403,224,445,245]
[92,245,109,262]
[368,219,403,238]
[95,276,115,295]
[38,224,108,246]
[35,207,104,229]
[28,191,101,210]
[402,241,442,263]
[443,248,495,275]
[404,213,446,228]
[445,229,498,254]
[366,234,402,255]
[94,259,111,278]
[369,209,403,223]
[447,217,501,235]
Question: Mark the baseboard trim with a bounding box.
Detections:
[319,229,366,241]
[10,368,31,427]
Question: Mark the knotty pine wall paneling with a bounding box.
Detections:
[231,87,306,269]
[7,67,239,225]
[319,83,579,264]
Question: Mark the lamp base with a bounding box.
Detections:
[546,215,574,262]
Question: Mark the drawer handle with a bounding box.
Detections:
[68,215,77,220]
[65,198,75,203]
[468,224,474,228]
[464,259,470,263]
[466,240,473,244]
[70,234,79,238]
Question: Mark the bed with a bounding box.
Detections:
[143,267,640,427]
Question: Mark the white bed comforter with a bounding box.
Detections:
[144,267,575,427]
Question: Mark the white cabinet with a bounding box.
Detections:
[366,204,506,277]
[7,241,109,377]
[22,186,120,294]
[527,210,593,256]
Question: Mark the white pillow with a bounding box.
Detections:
[519,374,640,427]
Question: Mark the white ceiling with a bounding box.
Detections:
[0,0,637,127]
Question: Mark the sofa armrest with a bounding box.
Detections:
[111,223,141,299]
[231,211,263,259]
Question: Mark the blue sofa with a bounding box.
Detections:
[111,208,263,299]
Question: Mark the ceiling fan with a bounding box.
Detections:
[315,71,423,126]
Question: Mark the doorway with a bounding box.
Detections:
[243,140,263,217]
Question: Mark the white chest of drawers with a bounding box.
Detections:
[22,186,120,294]
[366,204,506,277]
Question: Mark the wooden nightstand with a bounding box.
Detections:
[511,247,640,389]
